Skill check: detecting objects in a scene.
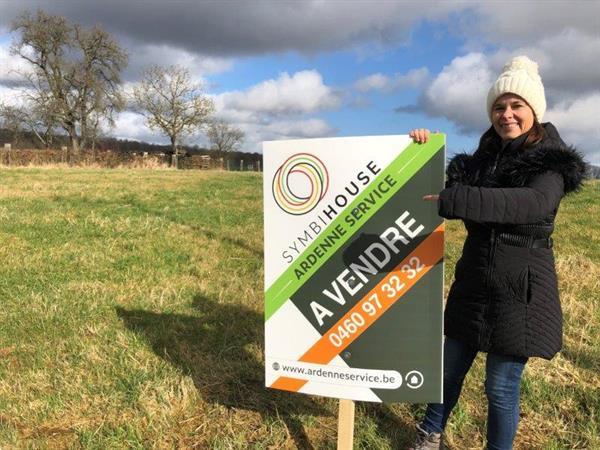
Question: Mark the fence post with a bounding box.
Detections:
[257,160,261,172]
[240,159,244,171]
[4,143,11,166]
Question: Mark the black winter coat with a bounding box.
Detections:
[438,123,587,359]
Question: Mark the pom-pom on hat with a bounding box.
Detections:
[487,55,546,122]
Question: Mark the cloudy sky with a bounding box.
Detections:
[0,1,598,163]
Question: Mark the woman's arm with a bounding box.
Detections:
[437,171,564,224]
[409,128,443,202]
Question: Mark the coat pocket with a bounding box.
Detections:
[503,266,531,304]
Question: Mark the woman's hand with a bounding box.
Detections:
[409,128,431,144]
[410,129,440,201]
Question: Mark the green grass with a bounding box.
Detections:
[0,168,598,449]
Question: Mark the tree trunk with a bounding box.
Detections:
[170,135,178,168]
[70,135,79,153]
[68,130,80,165]
[80,111,87,151]
[170,135,177,155]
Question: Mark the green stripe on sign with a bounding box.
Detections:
[265,134,444,321]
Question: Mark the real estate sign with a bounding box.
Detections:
[263,135,445,403]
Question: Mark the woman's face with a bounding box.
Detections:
[491,93,535,141]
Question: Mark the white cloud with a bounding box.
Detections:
[115,74,340,153]
[467,2,599,46]
[112,110,214,149]
[0,85,24,107]
[211,107,260,126]
[411,1,600,146]
[216,70,341,116]
[354,67,429,93]
[355,73,388,92]
[237,118,337,153]
[506,30,600,100]
[121,41,233,83]
[546,93,600,164]
[262,118,336,139]
[420,53,493,134]
[208,70,340,152]
[112,111,157,142]
[410,51,599,163]
[0,41,33,85]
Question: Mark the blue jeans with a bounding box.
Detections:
[420,337,528,450]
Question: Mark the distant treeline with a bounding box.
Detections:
[2,128,598,177]
[587,164,600,179]
[0,128,263,168]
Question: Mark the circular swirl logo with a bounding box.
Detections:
[272,153,329,215]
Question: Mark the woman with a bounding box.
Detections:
[407,56,587,450]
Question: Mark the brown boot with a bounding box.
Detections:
[407,423,444,450]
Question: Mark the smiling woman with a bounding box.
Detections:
[408,55,588,450]
[486,56,546,148]
[491,94,535,141]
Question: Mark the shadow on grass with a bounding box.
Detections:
[355,403,445,450]
[116,294,329,449]
[201,228,262,258]
[560,344,600,372]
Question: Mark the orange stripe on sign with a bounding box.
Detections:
[269,222,444,392]
[270,376,307,392]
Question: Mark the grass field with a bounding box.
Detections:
[0,167,598,449]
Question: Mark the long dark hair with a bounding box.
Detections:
[523,118,545,148]
[478,118,546,152]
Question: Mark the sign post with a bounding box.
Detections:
[263,135,446,443]
[337,398,355,450]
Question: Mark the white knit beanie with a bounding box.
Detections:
[487,55,546,122]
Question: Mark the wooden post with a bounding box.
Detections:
[337,399,355,450]
[257,160,261,172]
[5,143,11,166]
[240,159,244,171]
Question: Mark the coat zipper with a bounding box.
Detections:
[484,149,501,340]
[487,228,497,284]
[480,144,503,347]
[490,148,502,176]
[483,228,498,348]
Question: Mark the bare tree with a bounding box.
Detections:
[0,104,26,146]
[10,10,128,153]
[133,65,214,159]
[0,100,58,148]
[207,119,245,153]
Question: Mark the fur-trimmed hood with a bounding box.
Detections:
[446,123,588,194]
